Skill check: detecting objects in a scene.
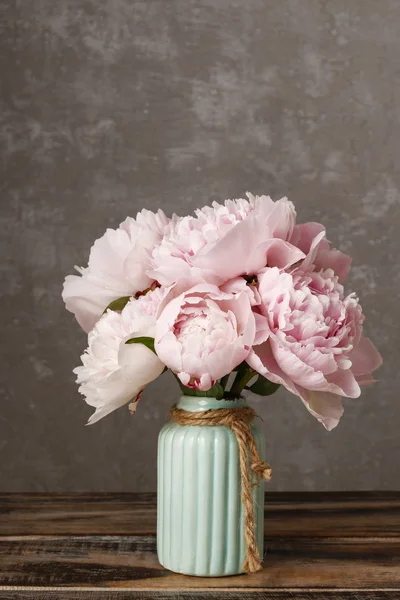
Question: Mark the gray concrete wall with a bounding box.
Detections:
[1,0,398,491]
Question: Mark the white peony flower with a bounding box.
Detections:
[74,287,165,424]
[62,209,170,333]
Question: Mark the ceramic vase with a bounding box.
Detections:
[157,395,266,577]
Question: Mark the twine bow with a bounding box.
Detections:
[169,405,272,573]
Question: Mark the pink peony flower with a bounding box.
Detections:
[150,193,305,287]
[290,222,352,283]
[248,267,382,430]
[74,287,165,424]
[62,209,170,332]
[155,283,256,390]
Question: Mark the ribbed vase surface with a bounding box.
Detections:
[157,396,266,577]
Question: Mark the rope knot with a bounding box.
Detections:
[169,404,271,574]
[251,460,272,481]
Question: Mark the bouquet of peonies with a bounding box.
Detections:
[62,193,381,429]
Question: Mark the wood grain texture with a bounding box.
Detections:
[0,493,399,599]
[0,592,399,599]
[1,492,399,536]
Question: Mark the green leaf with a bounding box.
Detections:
[249,375,280,396]
[125,336,156,354]
[179,382,224,400]
[103,296,131,314]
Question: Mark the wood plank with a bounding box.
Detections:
[1,493,399,537]
[1,494,400,597]
[0,535,399,590]
[0,591,399,599]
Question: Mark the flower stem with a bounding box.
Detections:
[219,374,230,391]
[230,364,256,398]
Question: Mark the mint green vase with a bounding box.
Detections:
[157,396,266,577]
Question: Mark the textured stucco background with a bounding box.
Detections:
[1,0,398,492]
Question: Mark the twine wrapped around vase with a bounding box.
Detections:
[169,405,272,573]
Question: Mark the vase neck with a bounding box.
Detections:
[177,395,247,413]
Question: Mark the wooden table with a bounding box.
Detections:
[0,492,399,599]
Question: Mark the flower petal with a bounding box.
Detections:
[349,336,383,376]
[295,387,344,431]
